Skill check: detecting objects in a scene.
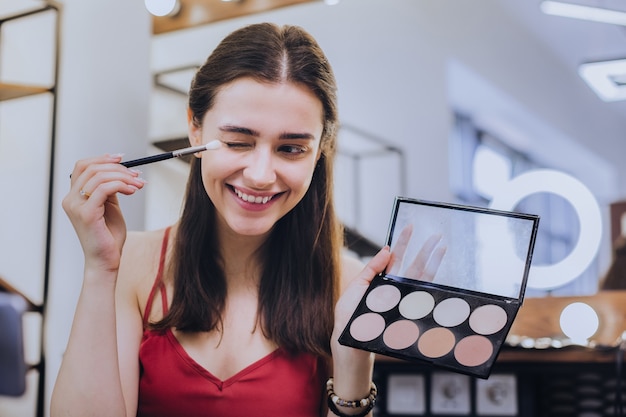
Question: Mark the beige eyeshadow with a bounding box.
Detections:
[398,291,435,320]
[468,304,508,335]
[349,312,386,342]
[366,284,402,312]
[417,327,455,358]
[432,297,471,327]
[383,320,421,350]
[454,335,493,367]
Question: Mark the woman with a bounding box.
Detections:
[51,23,391,417]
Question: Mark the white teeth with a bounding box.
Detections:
[234,188,273,204]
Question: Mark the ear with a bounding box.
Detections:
[187,107,202,147]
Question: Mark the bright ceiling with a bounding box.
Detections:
[501,0,626,110]
[150,0,626,111]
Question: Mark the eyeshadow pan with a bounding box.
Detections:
[417,327,455,358]
[454,335,493,367]
[349,313,385,342]
[366,284,402,312]
[432,297,470,327]
[383,320,420,350]
[469,304,508,335]
[399,291,435,320]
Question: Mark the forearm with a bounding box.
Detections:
[327,331,376,417]
[51,269,126,417]
[328,248,391,416]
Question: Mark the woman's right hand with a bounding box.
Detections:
[63,154,146,274]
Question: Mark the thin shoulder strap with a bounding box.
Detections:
[143,226,171,326]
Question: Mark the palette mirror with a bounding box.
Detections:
[338,197,540,378]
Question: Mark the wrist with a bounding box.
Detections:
[83,265,119,286]
[326,377,377,417]
[330,341,375,403]
[331,329,375,370]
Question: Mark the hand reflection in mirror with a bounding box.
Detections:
[387,224,447,281]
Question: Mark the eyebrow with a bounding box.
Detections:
[219,125,317,141]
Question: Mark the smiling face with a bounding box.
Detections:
[188,77,324,238]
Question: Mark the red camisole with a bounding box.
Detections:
[137,227,326,417]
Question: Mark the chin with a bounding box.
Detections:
[228,221,275,238]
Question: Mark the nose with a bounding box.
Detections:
[243,147,277,188]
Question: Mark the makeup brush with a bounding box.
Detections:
[121,140,222,168]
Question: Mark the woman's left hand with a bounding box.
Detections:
[332,247,391,339]
[328,247,391,411]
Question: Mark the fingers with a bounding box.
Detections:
[334,247,392,327]
[63,154,145,270]
[389,228,446,281]
[355,246,392,285]
[350,246,391,286]
[67,154,146,208]
[69,154,124,186]
[404,233,443,279]
[388,223,412,275]
[420,245,447,281]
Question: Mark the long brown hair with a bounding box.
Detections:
[151,23,343,357]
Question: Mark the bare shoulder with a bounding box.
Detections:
[339,250,365,292]
[119,229,167,280]
[118,227,174,314]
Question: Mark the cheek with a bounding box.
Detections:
[201,152,235,176]
[284,162,317,193]
[198,155,230,194]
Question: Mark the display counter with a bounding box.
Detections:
[372,291,626,416]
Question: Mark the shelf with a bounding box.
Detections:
[0,276,39,312]
[509,290,626,347]
[496,346,623,363]
[152,137,193,163]
[0,82,50,102]
[0,2,60,414]
[152,0,316,35]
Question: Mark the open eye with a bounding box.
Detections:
[278,144,308,155]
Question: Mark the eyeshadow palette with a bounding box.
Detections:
[339,197,539,379]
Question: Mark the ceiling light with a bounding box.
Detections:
[540,1,626,26]
[579,59,626,102]
[145,0,181,17]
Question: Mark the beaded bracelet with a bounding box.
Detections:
[326,377,377,417]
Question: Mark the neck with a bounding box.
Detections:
[217,224,269,290]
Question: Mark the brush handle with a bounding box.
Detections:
[119,142,219,168]
[121,152,173,168]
